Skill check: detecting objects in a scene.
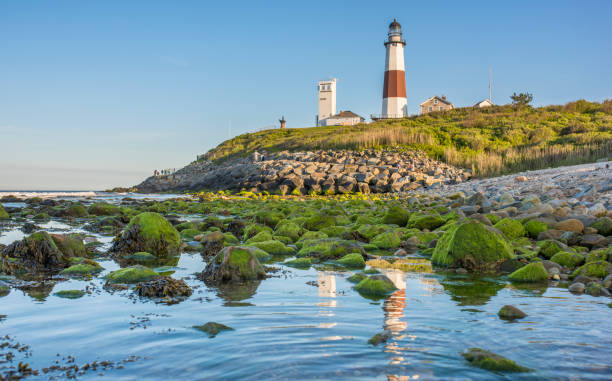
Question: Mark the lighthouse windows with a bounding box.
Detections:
[434,99,438,105]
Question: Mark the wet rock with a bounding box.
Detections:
[586,282,610,297]
[368,330,392,346]
[571,260,611,279]
[550,251,584,268]
[508,262,548,283]
[431,221,513,272]
[603,274,612,289]
[580,234,608,249]
[54,290,85,299]
[105,265,159,284]
[353,274,397,298]
[284,257,311,269]
[1,231,72,275]
[60,259,104,276]
[568,282,585,294]
[494,218,525,240]
[461,348,530,373]
[21,222,40,234]
[381,205,410,226]
[591,217,612,236]
[498,305,527,320]
[538,240,570,259]
[134,276,192,303]
[336,253,366,268]
[199,246,266,285]
[51,234,87,258]
[560,231,582,246]
[110,212,180,257]
[193,322,233,338]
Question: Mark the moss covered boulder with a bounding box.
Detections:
[524,219,548,238]
[297,238,362,259]
[199,246,266,285]
[245,230,274,244]
[275,221,301,242]
[354,274,397,299]
[64,204,88,218]
[431,221,514,271]
[461,348,530,373]
[371,231,401,249]
[88,202,121,216]
[571,260,611,279]
[249,240,294,255]
[0,204,10,219]
[407,214,445,231]
[494,218,525,240]
[538,240,569,259]
[284,257,312,269]
[1,231,71,275]
[110,212,180,257]
[591,217,612,236]
[105,265,159,284]
[60,259,103,276]
[51,234,87,258]
[180,228,201,241]
[550,251,584,268]
[508,262,548,282]
[336,253,366,268]
[382,205,410,226]
[54,290,85,299]
[303,214,337,231]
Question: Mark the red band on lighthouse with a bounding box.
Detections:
[383,70,407,99]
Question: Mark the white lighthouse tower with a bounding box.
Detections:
[381,19,407,118]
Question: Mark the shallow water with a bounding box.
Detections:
[1,205,611,380]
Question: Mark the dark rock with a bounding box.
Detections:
[498,305,527,320]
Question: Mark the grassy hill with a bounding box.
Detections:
[203,100,612,177]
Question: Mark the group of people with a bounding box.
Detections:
[153,168,176,176]
[252,151,266,162]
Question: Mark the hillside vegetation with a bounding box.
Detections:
[204,100,612,177]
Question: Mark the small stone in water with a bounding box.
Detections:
[568,282,585,294]
[368,330,392,346]
[498,305,527,320]
[193,322,234,338]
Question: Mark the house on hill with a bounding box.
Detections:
[420,95,454,114]
[323,111,365,126]
[473,99,494,108]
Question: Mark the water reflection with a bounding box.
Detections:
[217,280,262,302]
[439,275,505,306]
[318,271,337,298]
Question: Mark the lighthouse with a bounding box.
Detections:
[381,19,407,118]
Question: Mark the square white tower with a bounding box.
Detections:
[317,79,336,126]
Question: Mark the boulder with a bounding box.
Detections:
[110,212,180,257]
[555,219,584,233]
[1,231,71,275]
[508,262,549,282]
[550,251,584,268]
[134,276,192,302]
[105,265,159,284]
[498,305,527,320]
[591,217,612,236]
[382,205,410,226]
[354,274,397,298]
[494,218,526,240]
[431,221,514,271]
[199,246,266,285]
[461,348,530,373]
[336,253,366,268]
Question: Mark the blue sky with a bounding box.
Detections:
[1,0,611,190]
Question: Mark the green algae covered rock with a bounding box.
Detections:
[1,231,70,275]
[297,238,361,259]
[64,204,88,218]
[249,240,294,255]
[494,218,525,240]
[550,251,584,268]
[508,262,548,282]
[0,204,9,219]
[51,234,87,258]
[347,272,367,283]
[368,331,392,346]
[199,246,266,285]
[284,257,311,269]
[336,253,365,268]
[243,246,271,262]
[111,212,180,257]
[245,230,274,244]
[524,219,548,238]
[242,224,273,241]
[538,240,568,259]
[382,205,410,226]
[371,231,401,249]
[180,228,201,241]
[296,231,328,248]
[193,322,233,338]
[127,251,157,261]
[461,348,530,373]
[407,214,445,231]
[431,221,514,271]
[571,260,610,279]
[591,217,612,236]
[354,274,397,298]
[303,214,337,231]
[275,221,301,242]
[585,249,607,263]
[355,224,388,240]
[60,259,103,276]
[54,290,85,299]
[88,202,121,216]
[498,305,527,320]
[105,265,159,284]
